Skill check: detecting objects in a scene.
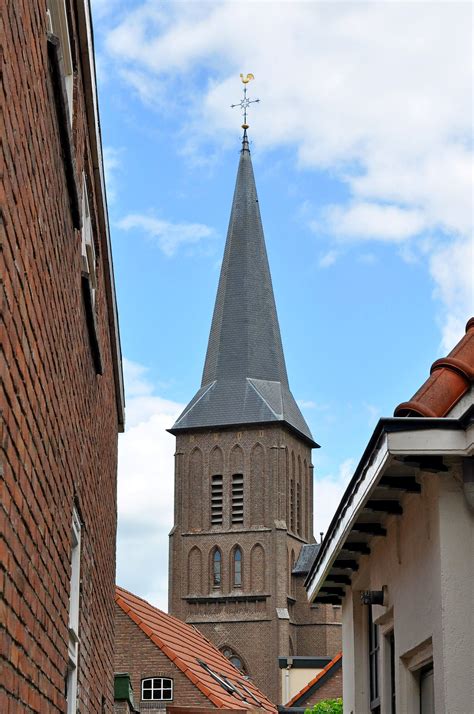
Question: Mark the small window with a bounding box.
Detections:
[141,677,173,702]
[388,630,396,714]
[46,0,74,123]
[368,607,380,713]
[233,547,242,587]
[231,473,244,524]
[212,548,222,588]
[81,177,97,305]
[289,479,295,532]
[66,508,81,714]
[211,475,223,525]
[296,481,301,534]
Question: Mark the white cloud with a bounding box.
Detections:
[117,358,183,610]
[324,202,428,243]
[364,402,381,428]
[297,399,317,409]
[318,249,339,268]
[297,399,329,411]
[117,213,214,256]
[103,0,473,342]
[103,146,123,203]
[313,457,355,536]
[429,237,473,351]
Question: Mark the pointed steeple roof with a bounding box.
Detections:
[170,133,316,446]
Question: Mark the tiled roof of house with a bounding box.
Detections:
[115,586,277,712]
[284,651,342,708]
[395,317,474,417]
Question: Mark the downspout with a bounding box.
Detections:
[285,657,293,704]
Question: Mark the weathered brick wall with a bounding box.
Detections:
[114,606,210,711]
[2,1,120,711]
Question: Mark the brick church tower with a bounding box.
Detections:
[168,130,341,704]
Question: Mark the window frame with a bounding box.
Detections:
[232,546,242,587]
[80,174,103,373]
[81,175,97,302]
[66,508,81,714]
[220,646,247,675]
[46,0,74,124]
[212,547,222,588]
[368,606,381,713]
[141,677,173,702]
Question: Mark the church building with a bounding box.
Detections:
[168,123,341,704]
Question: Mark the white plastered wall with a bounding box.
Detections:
[341,466,474,714]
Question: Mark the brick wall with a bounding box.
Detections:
[2,1,121,711]
[114,606,211,712]
[169,424,341,703]
[301,666,343,707]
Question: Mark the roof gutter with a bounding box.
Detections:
[305,416,473,601]
[76,0,125,431]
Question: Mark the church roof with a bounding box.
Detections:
[170,134,316,446]
[292,543,321,575]
[115,586,277,712]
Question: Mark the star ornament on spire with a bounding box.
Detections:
[231,73,260,130]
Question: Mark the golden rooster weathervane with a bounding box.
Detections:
[231,73,260,130]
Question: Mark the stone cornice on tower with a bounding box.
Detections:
[170,134,317,447]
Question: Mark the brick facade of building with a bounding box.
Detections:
[114,606,211,711]
[2,1,124,712]
[169,425,341,704]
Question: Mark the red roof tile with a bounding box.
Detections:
[115,586,277,712]
[285,651,342,707]
[394,318,474,418]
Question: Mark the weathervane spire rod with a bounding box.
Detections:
[231,73,260,134]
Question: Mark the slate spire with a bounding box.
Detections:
[170,132,316,446]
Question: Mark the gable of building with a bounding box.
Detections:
[115,586,277,712]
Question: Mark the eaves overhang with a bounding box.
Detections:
[77,1,125,431]
[305,416,474,603]
[168,419,319,449]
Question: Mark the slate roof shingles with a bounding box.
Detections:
[170,134,316,446]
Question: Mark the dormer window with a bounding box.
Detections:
[141,677,173,702]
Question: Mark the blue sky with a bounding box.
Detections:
[91,0,472,609]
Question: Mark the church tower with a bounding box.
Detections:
[169,126,340,704]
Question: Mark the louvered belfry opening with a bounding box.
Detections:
[231,474,244,524]
[211,475,223,525]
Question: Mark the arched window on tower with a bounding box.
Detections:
[221,647,247,674]
[212,548,222,589]
[233,546,242,587]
